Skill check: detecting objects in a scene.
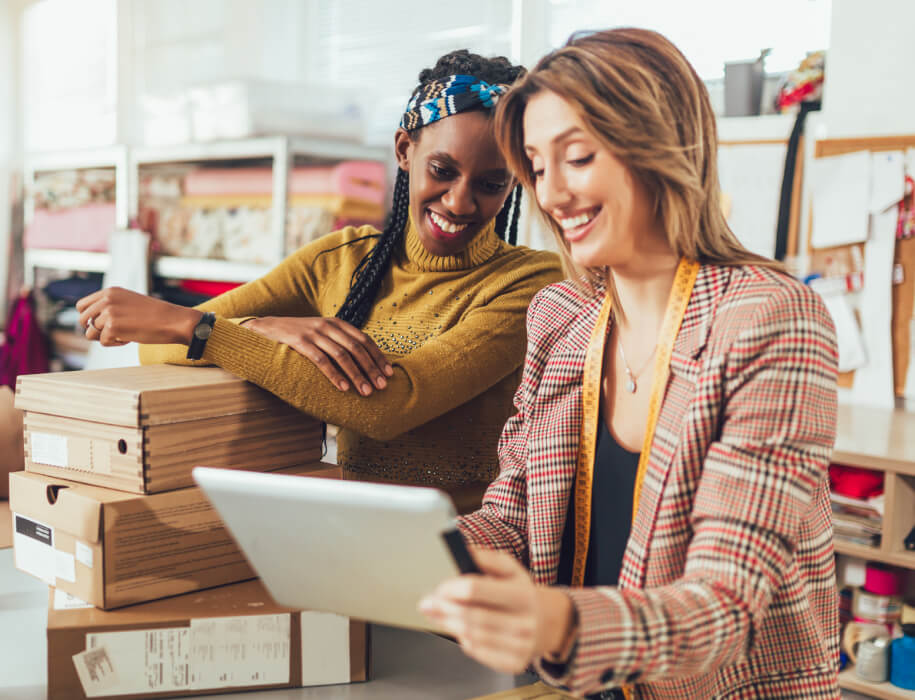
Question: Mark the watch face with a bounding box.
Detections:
[195,324,213,340]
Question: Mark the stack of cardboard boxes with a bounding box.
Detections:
[9,365,369,699]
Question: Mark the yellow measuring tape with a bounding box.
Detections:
[570,258,700,697]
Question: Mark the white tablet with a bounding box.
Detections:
[192,466,478,631]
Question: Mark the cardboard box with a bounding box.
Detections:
[16,365,324,493]
[9,464,340,609]
[0,499,11,549]
[48,578,369,699]
[0,386,24,499]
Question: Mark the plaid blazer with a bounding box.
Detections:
[459,263,840,699]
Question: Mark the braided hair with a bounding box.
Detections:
[336,50,526,328]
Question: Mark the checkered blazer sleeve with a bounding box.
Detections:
[536,281,839,696]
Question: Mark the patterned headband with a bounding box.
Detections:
[400,74,509,131]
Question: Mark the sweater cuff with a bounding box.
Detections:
[202,317,276,383]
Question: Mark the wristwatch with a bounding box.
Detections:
[186,312,216,360]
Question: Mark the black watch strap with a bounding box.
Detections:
[186,312,216,360]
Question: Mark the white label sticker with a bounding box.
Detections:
[30,431,69,467]
[73,645,120,697]
[56,549,76,583]
[13,513,56,585]
[189,614,291,689]
[85,628,191,695]
[54,589,93,610]
[76,541,94,569]
[78,615,291,695]
[301,611,351,686]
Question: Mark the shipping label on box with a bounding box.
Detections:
[48,579,368,699]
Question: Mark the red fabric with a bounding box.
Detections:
[0,293,50,390]
[179,279,242,297]
[829,464,884,500]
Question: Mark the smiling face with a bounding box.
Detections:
[522,90,664,272]
[394,110,514,257]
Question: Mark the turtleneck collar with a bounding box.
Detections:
[403,210,501,272]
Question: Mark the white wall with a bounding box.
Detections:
[821,0,915,138]
[0,0,26,324]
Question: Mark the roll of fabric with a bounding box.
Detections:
[890,634,915,690]
[843,620,894,663]
[855,636,891,683]
[864,563,905,596]
[853,587,903,623]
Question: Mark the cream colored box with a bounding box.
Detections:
[16,365,323,494]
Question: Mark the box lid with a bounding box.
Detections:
[8,470,135,544]
[47,578,294,629]
[16,365,286,427]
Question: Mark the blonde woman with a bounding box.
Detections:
[420,29,840,699]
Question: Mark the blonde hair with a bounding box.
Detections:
[495,27,781,289]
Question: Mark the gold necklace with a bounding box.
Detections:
[617,336,657,393]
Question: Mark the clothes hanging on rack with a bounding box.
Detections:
[0,291,50,390]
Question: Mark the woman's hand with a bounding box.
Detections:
[419,547,577,674]
[243,316,393,396]
[76,287,202,347]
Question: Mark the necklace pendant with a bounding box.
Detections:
[626,378,637,393]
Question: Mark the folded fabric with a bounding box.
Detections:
[183,162,385,204]
[43,274,103,305]
[24,202,116,251]
[829,464,884,500]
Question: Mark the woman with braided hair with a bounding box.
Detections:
[76,50,562,511]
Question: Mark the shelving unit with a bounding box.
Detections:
[22,146,129,288]
[832,403,915,698]
[22,136,391,287]
[152,257,272,284]
[23,145,130,230]
[20,137,390,372]
[839,670,915,700]
[130,136,387,273]
[22,249,110,287]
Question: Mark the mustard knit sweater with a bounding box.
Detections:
[139,220,561,500]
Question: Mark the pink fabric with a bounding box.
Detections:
[24,203,116,251]
[0,293,50,391]
[184,162,386,204]
[865,564,905,596]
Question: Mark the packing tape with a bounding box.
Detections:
[852,587,902,623]
[864,563,904,596]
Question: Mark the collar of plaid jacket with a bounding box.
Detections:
[570,258,700,589]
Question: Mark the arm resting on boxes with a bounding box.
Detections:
[195,263,548,441]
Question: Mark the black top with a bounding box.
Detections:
[557,417,640,586]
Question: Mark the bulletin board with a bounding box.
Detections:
[808,135,915,395]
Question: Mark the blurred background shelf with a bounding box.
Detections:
[839,670,915,699]
[153,256,272,283]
